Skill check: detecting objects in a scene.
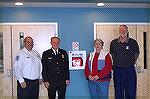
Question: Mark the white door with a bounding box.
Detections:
[1,23,57,98]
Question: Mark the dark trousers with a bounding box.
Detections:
[113,66,137,99]
[17,78,39,99]
[47,81,66,99]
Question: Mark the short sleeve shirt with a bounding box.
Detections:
[110,38,139,67]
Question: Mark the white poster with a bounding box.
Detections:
[69,51,86,70]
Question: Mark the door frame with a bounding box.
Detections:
[94,22,149,40]
[94,22,149,97]
[1,22,58,36]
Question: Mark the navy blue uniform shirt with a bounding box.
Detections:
[41,48,69,84]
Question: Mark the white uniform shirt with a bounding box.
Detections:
[14,48,42,84]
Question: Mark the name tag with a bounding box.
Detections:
[62,54,65,58]
[48,57,52,60]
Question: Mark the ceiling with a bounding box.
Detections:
[1,2,150,8]
[1,0,150,8]
[1,0,150,3]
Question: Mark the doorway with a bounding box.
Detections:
[0,23,58,99]
[94,23,149,99]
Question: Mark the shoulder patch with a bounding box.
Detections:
[16,55,20,61]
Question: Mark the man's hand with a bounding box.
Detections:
[44,82,50,88]
[88,75,94,81]
[66,80,70,86]
[20,82,26,88]
[93,75,99,81]
[39,79,43,85]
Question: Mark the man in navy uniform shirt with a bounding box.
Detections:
[14,36,42,99]
[110,25,140,99]
[42,37,70,99]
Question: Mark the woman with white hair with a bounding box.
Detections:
[84,39,112,99]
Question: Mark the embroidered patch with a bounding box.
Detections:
[16,56,20,61]
[126,46,129,49]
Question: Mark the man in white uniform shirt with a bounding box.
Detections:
[14,36,42,99]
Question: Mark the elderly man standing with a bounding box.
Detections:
[14,36,42,99]
[42,37,70,99]
[110,25,140,99]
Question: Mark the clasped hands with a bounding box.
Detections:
[88,75,99,81]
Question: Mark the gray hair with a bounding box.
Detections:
[119,25,129,37]
[94,39,104,46]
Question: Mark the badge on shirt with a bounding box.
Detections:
[16,55,20,61]
[126,46,129,49]
[62,54,65,59]
[48,57,52,60]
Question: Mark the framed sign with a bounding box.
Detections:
[69,51,86,70]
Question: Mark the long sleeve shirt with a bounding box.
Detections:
[41,48,69,83]
[14,48,42,84]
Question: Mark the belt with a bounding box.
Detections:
[23,78,39,82]
[114,65,135,69]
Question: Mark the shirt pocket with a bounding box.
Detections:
[24,56,31,64]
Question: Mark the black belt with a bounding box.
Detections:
[23,78,39,83]
[114,65,135,69]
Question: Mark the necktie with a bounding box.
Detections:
[55,50,57,55]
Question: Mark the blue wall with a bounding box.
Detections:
[1,7,149,98]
